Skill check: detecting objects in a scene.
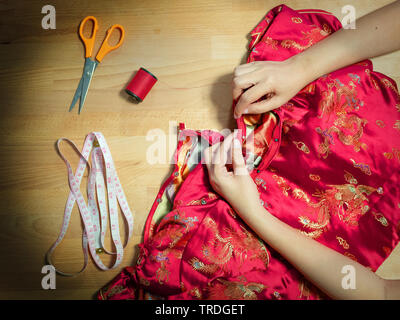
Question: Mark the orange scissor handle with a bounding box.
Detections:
[95,24,125,62]
[79,16,99,58]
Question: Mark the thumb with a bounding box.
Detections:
[232,138,248,176]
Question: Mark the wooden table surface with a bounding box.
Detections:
[0,0,399,299]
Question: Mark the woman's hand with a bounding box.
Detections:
[204,132,262,215]
[232,0,400,122]
[232,58,310,119]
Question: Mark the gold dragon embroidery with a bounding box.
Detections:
[316,77,368,158]
[281,24,331,51]
[189,217,270,275]
[207,277,265,300]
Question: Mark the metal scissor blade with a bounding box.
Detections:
[69,76,84,112]
[78,58,98,114]
[69,58,92,112]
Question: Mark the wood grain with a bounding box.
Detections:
[0,0,399,299]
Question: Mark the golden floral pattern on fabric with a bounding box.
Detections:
[298,216,328,239]
[292,140,310,154]
[153,255,171,285]
[380,78,399,94]
[99,284,127,300]
[189,287,202,299]
[376,120,385,128]
[155,210,199,243]
[350,158,372,175]
[292,17,303,23]
[186,193,218,206]
[383,147,400,162]
[272,174,291,196]
[281,24,331,51]
[315,126,335,158]
[365,68,380,90]
[264,36,278,49]
[102,285,126,299]
[308,183,378,226]
[189,217,270,276]
[344,170,358,184]
[203,218,270,268]
[316,76,369,157]
[298,277,324,300]
[151,209,199,285]
[273,168,381,232]
[309,174,321,181]
[207,277,265,300]
[334,114,368,152]
[344,252,357,262]
[292,188,311,203]
[336,236,350,249]
[394,120,400,131]
[316,115,368,157]
[372,212,389,227]
[299,83,316,95]
[318,78,358,118]
[189,257,218,274]
[282,118,298,135]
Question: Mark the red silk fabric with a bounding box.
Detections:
[98,4,400,300]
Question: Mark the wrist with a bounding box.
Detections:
[233,201,275,238]
[231,199,266,220]
[286,54,317,86]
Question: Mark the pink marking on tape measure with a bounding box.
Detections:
[45,132,135,276]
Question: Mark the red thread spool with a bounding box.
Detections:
[125,67,158,102]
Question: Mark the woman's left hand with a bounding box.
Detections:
[204,132,262,215]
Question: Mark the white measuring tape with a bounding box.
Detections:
[46,132,134,276]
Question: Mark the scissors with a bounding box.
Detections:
[69,16,125,114]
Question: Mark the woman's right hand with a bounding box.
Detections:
[232,57,310,119]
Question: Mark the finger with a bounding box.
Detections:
[214,133,234,169]
[204,142,220,170]
[232,76,255,101]
[203,145,212,172]
[233,62,257,77]
[232,138,248,176]
[234,84,273,119]
[244,95,283,114]
[232,62,262,100]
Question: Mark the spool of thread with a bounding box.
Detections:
[125,67,158,102]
